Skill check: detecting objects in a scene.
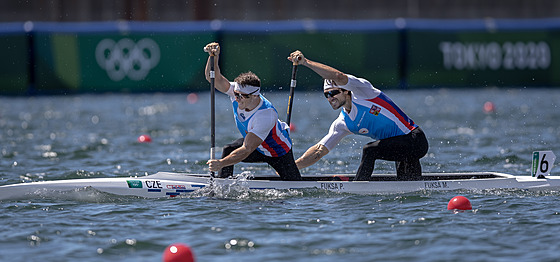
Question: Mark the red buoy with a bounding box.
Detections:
[289,123,297,132]
[163,243,195,262]
[483,101,495,114]
[447,196,472,210]
[187,93,199,104]
[137,135,152,143]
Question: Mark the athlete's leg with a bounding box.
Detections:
[395,159,423,180]
[408,127,428,159]
[355,128,428,181]
[218,138,244,178]
[396,128,429,179]
[219,138,277,177]
[355,140,381,181]
[356,134,413,181]
[266,150,302,181]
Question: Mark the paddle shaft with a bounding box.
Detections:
[209,55,216,176]
[286,57,300,126]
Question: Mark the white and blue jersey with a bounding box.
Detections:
[227,85,292,157]
[319,75,418,151]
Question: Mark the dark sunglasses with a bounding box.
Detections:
[234,89,258,99]
[324,89,342,99]
[234,92,251,99]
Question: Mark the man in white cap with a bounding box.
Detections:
[204,42,301,180]
[288,50,428,181]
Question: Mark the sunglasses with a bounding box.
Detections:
[323,89,342,99]
[234,89,258,99]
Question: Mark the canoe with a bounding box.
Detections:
[1,171,559,200]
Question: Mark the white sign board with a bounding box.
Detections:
[532,151,556,177]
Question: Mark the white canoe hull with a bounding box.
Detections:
[1,172,559,200]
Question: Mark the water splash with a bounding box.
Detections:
[186,171,305,200]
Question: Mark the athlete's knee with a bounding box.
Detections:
[221,146,234,158]
[222,139,243,157]
[362,143,379,156]
[415,141,429,159]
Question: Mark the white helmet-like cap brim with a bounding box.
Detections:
[234,82,260,95]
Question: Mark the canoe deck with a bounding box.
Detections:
[178,172,509,181]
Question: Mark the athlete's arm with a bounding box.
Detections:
[204,42,231,94]
[207,132,262,171]
[295,143,330,169]
[297,116,351,169]
[288,50,348,85]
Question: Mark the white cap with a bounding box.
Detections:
[323,79,342,91]
[233,82,260,95]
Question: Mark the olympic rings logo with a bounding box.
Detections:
[95,38,160,81]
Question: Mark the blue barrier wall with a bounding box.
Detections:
[1,18,559,95]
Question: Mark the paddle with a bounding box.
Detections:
[286,55,301,127]
[204,47,216,177]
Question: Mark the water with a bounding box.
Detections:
[1,88,560,261]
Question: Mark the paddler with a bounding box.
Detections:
[204,43,302,181]
[287,50,428,181]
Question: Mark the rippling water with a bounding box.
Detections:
[1,88,559,261]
